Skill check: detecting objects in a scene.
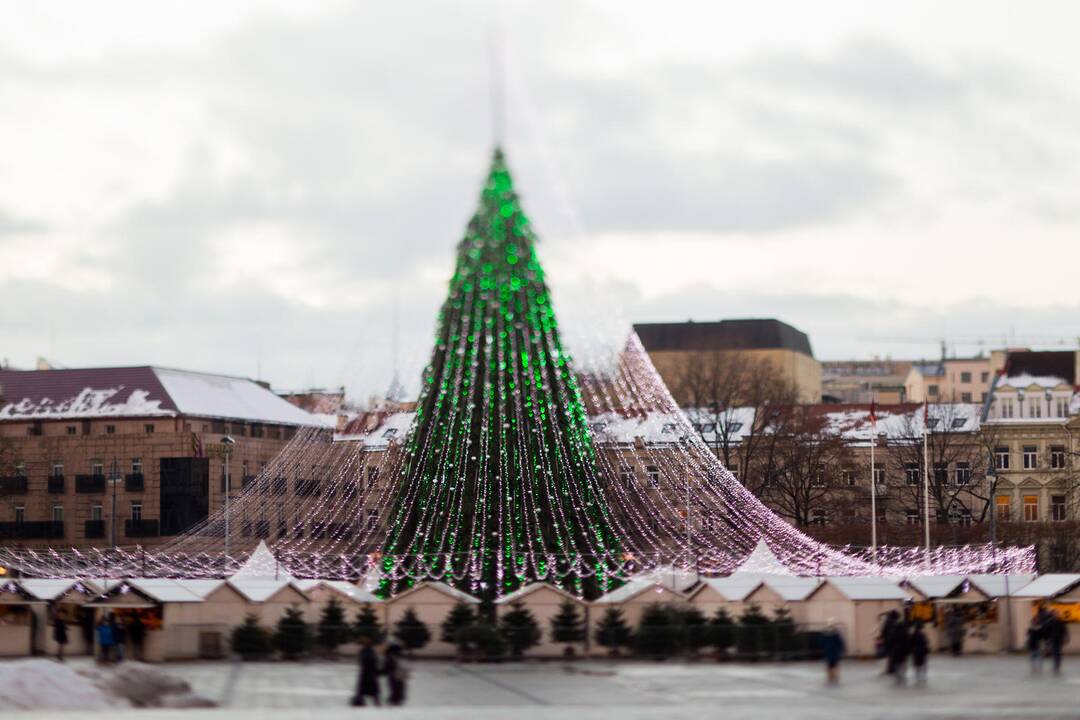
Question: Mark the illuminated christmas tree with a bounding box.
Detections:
[382,148,619,596]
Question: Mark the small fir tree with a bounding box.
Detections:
[679,606,710,655]
[594,606,632,656]
[353,603,385,643]
[316,597,350,654]
[634,604,681,658]
[393,607,432,653]
[549,599,586,656]
[457,621,506,660]
[440,601,477,644]
[231,614,272,660]
[737,603,770,656]
[498,601,542,658]
[710,607,736,657]
[772,606,796,655]
[274,605,312,660]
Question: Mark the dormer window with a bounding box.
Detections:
[950,418,966,430]
[727,422,743,433]
[926,418,940,430]
[661,423,677,434]
[592,422,607,432]
[382,428,398,439]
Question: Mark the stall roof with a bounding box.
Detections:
[755,575,820,601]
[691,574,763,602]
[964,574,1037,598]
[495,582,581,606]
[17,579,101,601]
[389,581,481,605]
[818,577,909,601]
[904,575,966,599]
[227,578,307,603]
[594,577,687,605]
[116,579,206,603]
[1010,574,1080,599]
[294,579,381,604]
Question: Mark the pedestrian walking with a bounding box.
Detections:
[129,614,146,662]
[1028,609,1048,673]
[946,610,965,657]
[1044,610,1068,675]
[880,610,899,675]
[351,635,381,707]
[96,616,114,663]
[889,619,911,685]
[110,614,126,663]
[821,621,845,686]
[383,643,410,705]
[52,614,69,662]
[910,622,929,685]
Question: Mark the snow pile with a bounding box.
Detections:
[0,387,169,420]
[0,659,129,710]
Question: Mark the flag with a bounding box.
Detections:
[869,400,877,427]
[923,400,929,434]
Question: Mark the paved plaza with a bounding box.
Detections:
[6,655,1080,719]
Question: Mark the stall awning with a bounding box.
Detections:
[84,601,156,609]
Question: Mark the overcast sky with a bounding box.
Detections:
[2,1,1080,402]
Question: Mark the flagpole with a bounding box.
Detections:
[870,397,878,562]
[923,401,931,553]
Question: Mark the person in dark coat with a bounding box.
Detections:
[821,621,845,685]
[910,622,929,685]
[96,616,114,663]
[1028,608,1048,672]
[52,614,69,662]
[351,636,381,707]
[946,610,965,657]
[383,643,410,705]
[889,619,911,685]
[129,614,146,662]
[110,614,126,663]
[80,611,95,651]
[880,610,899,674]
[1044,610,1068,674]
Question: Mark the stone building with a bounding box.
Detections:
[0,366,329,550]
[904,357,993,404]
[633,319,822,404]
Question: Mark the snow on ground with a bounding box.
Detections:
[0,659,128,710]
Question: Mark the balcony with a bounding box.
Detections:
[125,519,160,538]
[295,479,320,497]
[84,520,106,539]
[241,474,257,490]
[124,473,145,492]
[0,476,28,495]
[48,475,65,494]
[75,475,106,494]
[0,521,64,540]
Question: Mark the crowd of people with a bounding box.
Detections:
[59,612,147,664]
[824,605,1071,686]
[351,636,411,707]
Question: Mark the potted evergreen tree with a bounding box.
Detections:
[393,607,431,656]
[634,604,680,659]
[710,607,736,660]
[737,603,770,659]
[498,601,541,659]
[549,599,586,658]
[594,606,632,657]
[353,603,385,644]
[679,606,710,659]
[231,614,272,661]
[316,596,350,656]
[440,602,476,659]
[274,605,312,660]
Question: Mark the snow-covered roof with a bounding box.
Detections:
[1010,574,1080,598]
[733,540,793,575]
[694,574,765,602]
[904,575,967,599]
[995,375,1072,390]
[589,411,691,445]
[227,578,307,603]
[818,576,909,601]
[230,541,295,582]
[17,579,101,601]
[594,577,686,604]
[106,579,206,603]
[171,579,227,600]
[495,582,581,605]
[963,574,1037,598]
[0,367,331,427]
[336,411,416,446]
[751,575,820,602]
[294,579,381,604]
[389,581,481,605]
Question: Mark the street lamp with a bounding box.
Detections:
[222,436,235,558]
[986,450,998,547]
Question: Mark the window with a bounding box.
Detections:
[926,418,940,430]
[382,428,398,439]
[933,463,948,485]
[1023,495,1039,522]
[592,422,607,433]
[51,462,63,478]
[1023,446,1038,469]
[106,424,116,434]
[960,372,972,384]
[131,502,143,522]
[66,425,76,435]
[961,393,972,403]
[1052,495,1067,522]
[646,465,661,488]
[1050,446,1066,470]
[91,461,104,477]
[809,509,828,526]
[131,458,142,475]
[872,463,885,485]
[995,495,1011,522]
[905,463,920,486]
[999,399,1014,419]
[619,465,635,487]
[955,462,971,486]
[91,504,103,522]
[842,469,857,487]
[928,384,939,396]
[367,509,380,531]
[1056,397,1069,418]
[14,462,25,477]
[981,372,990,383]
[52,505,64,523]
[905,509,919,526]
[700,423,716,434]
[661,423,677,434]
[1030,400,1042,419]
[956,508,973,526]
[726,422,743,434]
[367,466,379,489]
[144,423,155,434]
[951,417,967,429]
[994,447,1010,470]
[701,513,716,531]
[14,505,25,523]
